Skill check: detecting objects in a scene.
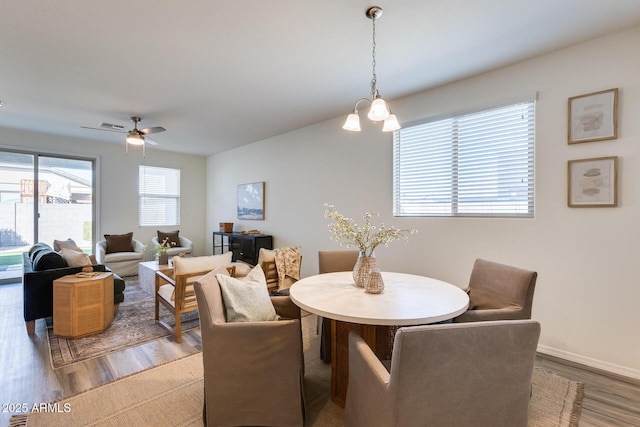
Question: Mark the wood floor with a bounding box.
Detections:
[1,280,639,427]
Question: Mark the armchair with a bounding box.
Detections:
[155,252,233,342]
[96,234,146,277]
[151,235,193,257]
[453,258,537,323]
[257,246,302,291]
[345,320,541,427]
[194,268,305,427]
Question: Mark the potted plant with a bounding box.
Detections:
[156,237,175,265]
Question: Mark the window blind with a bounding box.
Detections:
[139,165,180,226]
[393,100,535,217]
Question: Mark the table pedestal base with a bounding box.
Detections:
[330,320,398,407]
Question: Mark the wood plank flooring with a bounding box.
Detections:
[1,281,639,427]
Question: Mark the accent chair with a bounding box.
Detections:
[95,233,146,277]
[194,267,305,427]
[453,258,537,323]
[345,320,541,427]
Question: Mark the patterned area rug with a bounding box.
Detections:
[47,276,199,369]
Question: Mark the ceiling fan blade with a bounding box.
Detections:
[145,137,159,146]
[80,125,126,133]
[140,126,166,135]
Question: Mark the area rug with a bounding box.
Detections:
[17,315,583,427]
[47,276,199,369]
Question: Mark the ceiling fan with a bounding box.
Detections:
[82,116,166,156]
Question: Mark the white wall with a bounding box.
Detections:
[0,128,207,259]
[207,26,640,378]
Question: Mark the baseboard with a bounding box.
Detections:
[537,344,640,381]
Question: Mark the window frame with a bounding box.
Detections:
[393,97,536,218]
[138,165,181,227]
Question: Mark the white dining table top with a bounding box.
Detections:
[289,271,469,326]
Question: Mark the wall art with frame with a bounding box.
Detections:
[568,156,618,207]
[237,182,265,220]
[568,88,618,144]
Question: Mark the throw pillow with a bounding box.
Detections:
[32,249,67,271]
[173,252,233,276]
[216,264,279,322]
[157,230,181,248]
[257,247,276,265]
[53,238,83,253]
[104,232,134,254]
[59,248,92,267]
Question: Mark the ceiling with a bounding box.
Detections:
[2,1,640,157]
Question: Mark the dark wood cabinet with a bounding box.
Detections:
[212,232,273,265]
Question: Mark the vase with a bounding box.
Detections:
[365,266,384,294]
[353,251,376,288]
[158,253,169,265]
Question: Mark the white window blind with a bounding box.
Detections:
[393,99,535,217]
[139,165,180,226]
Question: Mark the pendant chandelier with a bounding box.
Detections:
[343,6,400,132]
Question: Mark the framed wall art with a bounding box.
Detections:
[237,182,265,220]
[568,156,617,208]
[568,88,618,144]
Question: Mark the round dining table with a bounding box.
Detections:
[289,271,469,406]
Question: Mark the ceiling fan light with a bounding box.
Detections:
[342,113,362,131]
[382,114,401,132]
[367,97,390,121]
[126,133,145,146]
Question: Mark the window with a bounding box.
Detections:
[393,98,535,217]
[139,165,180,226]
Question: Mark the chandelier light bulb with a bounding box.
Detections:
[367,97,391,122]
[343,113,362,131]
[382,114,401,132]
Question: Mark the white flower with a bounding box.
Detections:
[156,237,176,255]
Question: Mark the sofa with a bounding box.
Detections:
[22,243,126,334]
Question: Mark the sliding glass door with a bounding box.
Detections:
[0,150,96,283]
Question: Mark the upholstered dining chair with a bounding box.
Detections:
[345,320,541,427]
[194,267,305,427]
[155,252,233,343]
[453,258,537,323]
[318,250,359,362]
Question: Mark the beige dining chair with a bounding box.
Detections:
[453,258,537,323]
[193,267,305,427]
[345,320,541,427]
[318,250,360,363]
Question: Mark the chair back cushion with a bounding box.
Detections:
[216,265,279,322]
[194,267,229,326]
[319,250,359,273]
[104,232,134,254]
[468,259,536,309]
[172,252,232,276]
[389,320,540,426]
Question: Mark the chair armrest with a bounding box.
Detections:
[270,296,301,320]
[345,331,392,426]
[95,241,106,264]
[132,239,147,254]
[179,236,193,249]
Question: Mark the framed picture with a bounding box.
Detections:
[237,182,265,220]
[568,88,618,144]
[568,156,618,207]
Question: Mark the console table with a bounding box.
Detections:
[53,272,114,338]
[212,232,272,265]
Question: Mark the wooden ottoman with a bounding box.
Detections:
[53,272,114,339]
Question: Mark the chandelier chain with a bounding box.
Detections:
[370,16,377,98]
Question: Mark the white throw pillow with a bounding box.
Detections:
[59,248,92,267]
[216,264,279,322]
[53,238,83,253]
